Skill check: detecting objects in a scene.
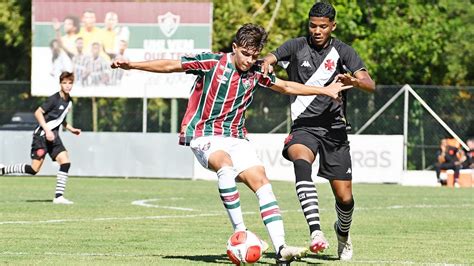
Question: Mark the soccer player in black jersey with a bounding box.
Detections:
[262,2,375,260]
[0,72,81,204]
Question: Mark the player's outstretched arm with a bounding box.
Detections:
[336,70,375,93]
[111,59,184,73]
[62,121,81,135]
[269,78,352,99]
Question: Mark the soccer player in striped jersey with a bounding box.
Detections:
[111,23,350,264]
[262,2,376,260]
[0,72,81,205]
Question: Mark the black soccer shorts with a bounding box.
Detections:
[282,127,352,180]
[30,132,66,161]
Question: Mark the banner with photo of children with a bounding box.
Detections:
[32,0,212,98]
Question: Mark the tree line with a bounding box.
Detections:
[1,0,472,85]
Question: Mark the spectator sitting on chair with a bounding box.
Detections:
[435,138,466,185]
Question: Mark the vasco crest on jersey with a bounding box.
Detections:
[323,58,336,74]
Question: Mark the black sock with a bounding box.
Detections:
[25,165,37,175]
[294,159,321,234]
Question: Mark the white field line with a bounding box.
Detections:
[131,198,195,211]
[0,201,471,226]
[0,212,230,225]
[356,203,473,211]
[0,251,153,257]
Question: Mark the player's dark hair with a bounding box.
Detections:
[233,23,268,51]
[64,15,81,33]
[59,72,74,83]
[309,2,336,21]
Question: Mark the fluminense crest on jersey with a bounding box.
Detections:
[242,78,251,88]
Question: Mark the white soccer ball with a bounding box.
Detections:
[226,230,263,265]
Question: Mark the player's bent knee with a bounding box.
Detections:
[336,195,354,205]
[251,175,269,189]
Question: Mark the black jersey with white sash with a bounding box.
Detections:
[272,37,366,129]
[33,92,72,136]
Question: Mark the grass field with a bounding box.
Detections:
[0,176,472,265]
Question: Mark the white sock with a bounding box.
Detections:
[4,164,26,174]
[256,183,285,251]
[217,166,246,231]
[55,170,68,198]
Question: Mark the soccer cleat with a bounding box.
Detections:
[276,245,308,265]
[0,163,4,176]
[334,222,353,260]
[310,230,329,253]
[53,196,74,205]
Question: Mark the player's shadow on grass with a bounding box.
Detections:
[261,252,336,265]
[261,252,338,264]
[303,253,340,263]
[25,199,52,203]
[165,253,338,265]
[163,254,230,264]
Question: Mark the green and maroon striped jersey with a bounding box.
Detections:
[179,52,276,145]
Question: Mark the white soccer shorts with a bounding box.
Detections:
[189,136,263,173]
